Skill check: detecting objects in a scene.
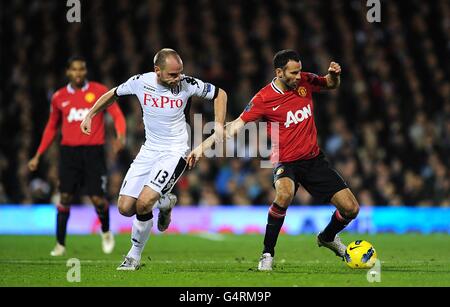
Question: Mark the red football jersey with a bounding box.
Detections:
[37,81,126,154]
[240,72,327,163]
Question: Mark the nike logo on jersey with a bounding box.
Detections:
[284,104,312,128]
[61,101,70,107]
[272,105,281,111]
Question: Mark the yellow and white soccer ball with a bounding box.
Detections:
[344,240,377,269]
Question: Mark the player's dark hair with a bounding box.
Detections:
[154,48,181,69]
[273,50,300,69]
[66,55,86,69]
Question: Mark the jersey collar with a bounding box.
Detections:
[67,81,89,94]
[271,78,284,95]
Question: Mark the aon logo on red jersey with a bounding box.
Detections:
[284,105,312,128]
[67,108,90,123]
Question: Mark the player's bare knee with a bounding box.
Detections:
[136,198,156,215]
[275,192,294,208]
[117,197,135,217]
[118,204,134,217]
[342,201,359,219]
[117,204,134,217]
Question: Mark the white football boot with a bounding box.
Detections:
[116,256,141,271]
[101,231,115,254]
[257,253,274,271]
[317,232,347,258]
[157,193,177,232]
[50,243,66,257]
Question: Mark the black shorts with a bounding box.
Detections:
[273,151,348,204]
[59,145,107,196]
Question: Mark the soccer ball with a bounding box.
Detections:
[344,240,377,269]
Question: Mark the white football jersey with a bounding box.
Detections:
[115,72,217,154]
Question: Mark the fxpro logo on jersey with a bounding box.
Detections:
[284,104,312,128]
[67,108,90,123]
[143,93,183,108]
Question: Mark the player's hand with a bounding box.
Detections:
[80,115,92,135]
[113,134,126,154]
[328,62,341,76]
[28,155,40,172]
[187,146,203,170]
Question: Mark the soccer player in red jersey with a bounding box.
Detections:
[188,50,359,270]
[28,56,127,256]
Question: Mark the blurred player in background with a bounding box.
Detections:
[81,48,227,270]
[28,56,126,256]
[188,49,359,270]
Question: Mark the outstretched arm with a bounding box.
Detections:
[187,117,246,169]
[212,88,227,143]
[325,62,341,89]
[80,87,118,135]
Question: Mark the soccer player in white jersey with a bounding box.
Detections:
[80,49,227,270]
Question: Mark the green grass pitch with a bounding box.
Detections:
[1,233,449,287]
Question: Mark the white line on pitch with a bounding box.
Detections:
[195,233,226,241]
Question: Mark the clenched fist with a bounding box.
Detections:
[328,62,341,75]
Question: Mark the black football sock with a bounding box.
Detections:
[56,205,70,246]
[262,202,287,257]
[320,210,352,242]
[136,212,153,222]
[94,201,110,233]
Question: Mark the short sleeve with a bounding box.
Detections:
[184,76,218,100]
[115,74,141,97]
[302,72,327,92]
[240,93,265,122]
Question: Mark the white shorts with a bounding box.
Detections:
[119,147,187,198]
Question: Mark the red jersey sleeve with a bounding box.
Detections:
[302,72,327,92]
[37,94,61,154]
[240,93,265,122]
[106,102,126,137]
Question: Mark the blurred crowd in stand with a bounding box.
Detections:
[1,0,449,206]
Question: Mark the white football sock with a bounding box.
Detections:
[127,217,153,262]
